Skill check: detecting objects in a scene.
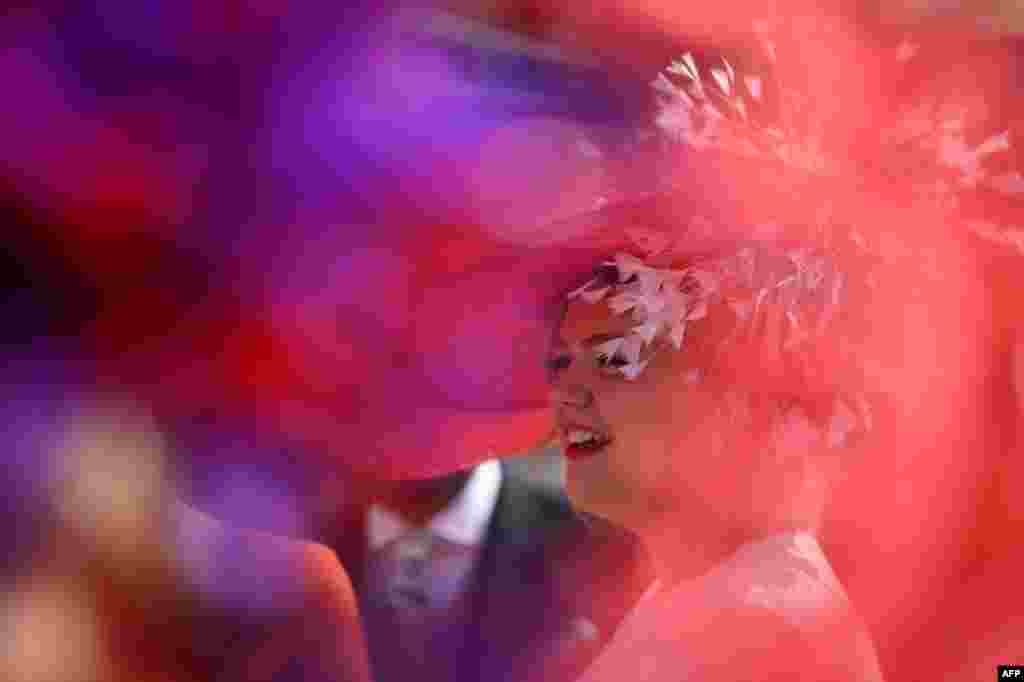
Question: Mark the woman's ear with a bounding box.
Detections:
[769,407,830,529]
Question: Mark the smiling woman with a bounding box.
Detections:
[549,233,872,544]
[546,236,888,681]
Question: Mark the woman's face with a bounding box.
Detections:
[549,295,789,532]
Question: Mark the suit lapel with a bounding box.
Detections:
[462,468,527,682]
[464,468,574,682]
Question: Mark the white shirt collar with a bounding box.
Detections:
[366,460,502,550]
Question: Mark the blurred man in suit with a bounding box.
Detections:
[326,459,652,682]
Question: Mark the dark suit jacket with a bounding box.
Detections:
[328,465,653,682]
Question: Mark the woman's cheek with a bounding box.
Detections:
[611,384,677,457]
[598,378,654,428]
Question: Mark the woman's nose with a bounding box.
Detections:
[545,339,575,385]
[549,385,593,409]
[546,342,595,408]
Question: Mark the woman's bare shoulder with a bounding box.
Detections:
[658,532,885,681]
[716,532,851,625]
[576,532,885,682]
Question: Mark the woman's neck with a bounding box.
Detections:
[638,517,808,587]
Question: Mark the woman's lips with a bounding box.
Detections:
[557,416,613,460]
[564,439,612,461]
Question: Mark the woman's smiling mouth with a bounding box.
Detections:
[558,419,613,460]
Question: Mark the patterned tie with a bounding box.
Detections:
[364,529,478,678]
[371,530,478,608]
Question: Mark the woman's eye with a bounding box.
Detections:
[584,334,634,376]
[595,352,629,370]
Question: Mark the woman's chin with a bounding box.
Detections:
[564,462,599,513]
[565,455,641,528]
[565,486,615,524]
